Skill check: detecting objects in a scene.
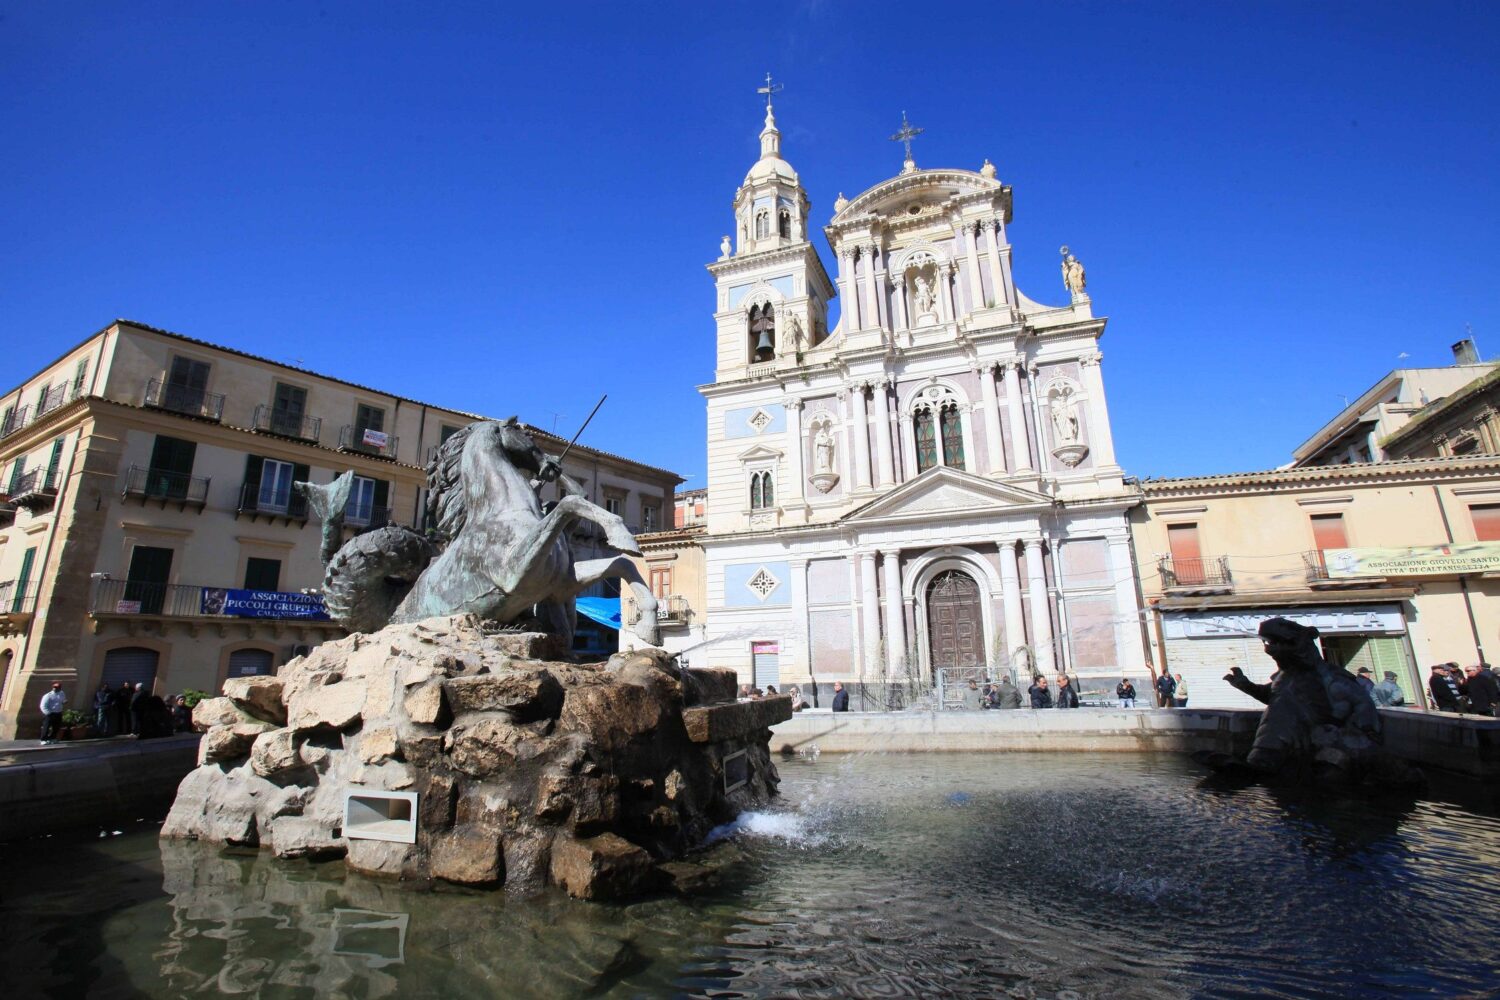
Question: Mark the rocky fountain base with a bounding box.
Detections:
[163,615,790,900]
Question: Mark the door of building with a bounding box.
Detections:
[751,641,780,691]
[125,545,174,615]
[101,647,160,693]
[167,357,210,414]
[227,648,275,678]
[927,570,983,670]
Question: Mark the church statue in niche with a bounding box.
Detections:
[786,314,807,357]
[809,419,840,494]
[911,266,940,326]
[1048,384,1089,468]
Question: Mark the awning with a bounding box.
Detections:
[575,597,621,631]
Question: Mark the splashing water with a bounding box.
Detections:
[705,808,830,847]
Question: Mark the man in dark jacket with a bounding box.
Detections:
[1154,671,1177,708]
[1117,678,1137,708]
[1028,676,1052,709]
[1055,675,1080,709]
[1429,664,1464,712]
[93,683,115,736]
[995,677,1022,709]
[831,681,849,712]
[1463,664,1500,716]
[114,681,133,735]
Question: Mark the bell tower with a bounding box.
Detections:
[707,76,835,381]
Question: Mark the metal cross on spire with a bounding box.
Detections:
[757,72,784,112]
[890,110,925,163]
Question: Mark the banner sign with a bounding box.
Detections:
[1324,543,1500,578]
[361,428,389,449]
[751,641,780,655]
[115,600,141,614]
[201,588,330,620]
[1163,604,1406,640]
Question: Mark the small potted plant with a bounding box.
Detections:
[59,708,93,740]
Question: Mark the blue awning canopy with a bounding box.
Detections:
[575,596,621,631]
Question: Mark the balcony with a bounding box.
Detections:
[1302,549,1385,589]
[8,468,58,513]
[344,504,393,530]
[120,465,211,510]
[339,425,399,459]
[252,404,322,443]
[1,405,30,439]
[1159,555,1233,594]
[88,578,332,625]
[34,383,75,420]
[0,581,38,635]
[143,377,225,422]
[236,481,309,524]
[657,595,692,625]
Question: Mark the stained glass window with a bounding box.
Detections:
[940,404,965,470]
[915,410,938,473]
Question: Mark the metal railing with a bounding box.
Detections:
[121,465,211,506]
[1,405,30,439]
[657,595,692,623]
[344,504,393,529]
[89,578,326,620]
[1159,555,1233,590]
[1304,550,1332,582]
[143,377,225,422]
[35,383,72,418]
[237,480,309,519]
[8,468,58,508]
[339,425,398,458]
[0,581,39,616]
[252,404,322,442]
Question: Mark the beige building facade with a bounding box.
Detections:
[1132,456,1500,709]
[0,320,679,737]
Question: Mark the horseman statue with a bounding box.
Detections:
[296,418,661,648]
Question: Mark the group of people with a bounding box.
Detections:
[35,681,194,744]
[1426,661,1500,716]
[738,682,818,711]
[1150,672,1190,708]
[1023,674,1084,708]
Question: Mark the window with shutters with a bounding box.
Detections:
[258,459,295,513]
[147,436,197,499]
[243,558,282,591]
[1310,513,1348,550]
[44,438,65,490]
[72,357,89,398]
[1471,504,1500,542]
[642,502,660,532]
[1166,523,1206,585]
[271,383,309,437]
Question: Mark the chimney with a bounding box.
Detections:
[1452,338,1480,365]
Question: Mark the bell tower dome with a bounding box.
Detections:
[732,78,809,256]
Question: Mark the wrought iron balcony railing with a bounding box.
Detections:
[252,404,322,443]
[1,405,30,439]
[339,424,398,458]
[121,465,211,508]
[89,578,326,620]
[8,468,58,512]
[143,377,225,422]
[34,383,75,419]
[1158,555,1233,591]
[236,480,309,521]
[656,595,692,623]
[0,581,39,617]
[344,504,393,529]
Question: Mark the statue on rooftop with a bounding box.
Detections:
[1060,245,1087,298]
[305,419,660,648]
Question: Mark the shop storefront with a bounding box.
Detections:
[1157,601,1421,709]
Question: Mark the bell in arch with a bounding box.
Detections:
[754,329,775,362]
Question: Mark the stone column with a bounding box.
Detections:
[784,397,806,506]
[1078,351,1118,467]
[937,263,955,324]
[985,219,1007,306]
[1003,361,1033,472]
[1107,536,1142,671]
[872,250,890,331]
[963,222,985,311]
[978,364,1005,475]
[892,269,909,331]
[874,379,895,488]
[789,557,811,682]
[847,554,863,682]
[849,382,872,491]
[882,549,905,677]
[999,540,1027,670]
[859,552,880,679]
[1024,539,1054,675]
[839,248,861,332]
[863,245,881,332]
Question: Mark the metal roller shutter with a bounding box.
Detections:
[227,649,275,678]
[101,647,160,692]
[1165,636,1268,709]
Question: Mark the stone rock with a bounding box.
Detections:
[502,831,552,892]
[442,670,564,721]
[550,833,658,901]
[687,668,739,705]
[200,723,268,765]
[536,772,574,823]
[249,728,300,777]
[359,726,400,764]
[193,697,261,730]
[400,730,444,768]
[404,680,449,725]
[162,765,278,846]
[560,683,666,751]
[418,772,457,832]
[269,816,344,860]
[682,695,793,743]
[221,676,287,725]
[446,713,528,777]
[430,829,504,886]
[287,677,367,731]
[659,860,721,894]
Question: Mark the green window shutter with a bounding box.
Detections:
[45,438,65,489]
[14,547,36,610]
[242,455,263,509]
[8,457,25,493]
[72,357,89,395]
[373,479,390,512]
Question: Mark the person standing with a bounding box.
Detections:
[39,682,67,744]
[130,681,150,736]
[1174,674,1190,708]
[171,695,193,733]
[1371,671,1406,707]
[1055,675,1080,709]
[995,676,1022,709]
[1117,678,1137,708]
[1429,664,1464,712]
[1028,676,1052,709]
[831,681,849,713]
[114,681,133,735]
[1155,671,1177,708]
[93,682,115,737]
[1354,667,1376,698]
[1463,664,1500,717]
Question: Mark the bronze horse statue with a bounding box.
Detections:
[307,419,660,648]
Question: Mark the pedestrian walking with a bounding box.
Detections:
[1155,671,1177,708]
[39,682,67,744]
[171,695,193,733]
[1116,678,1137,708]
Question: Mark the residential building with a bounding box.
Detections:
[1381,364,1500,460]
[691,99,1144,700]
[0,320,679,737]
[1131,456,1500,708]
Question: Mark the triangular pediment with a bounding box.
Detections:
[843,466,1051,524]
[736,444,784,462]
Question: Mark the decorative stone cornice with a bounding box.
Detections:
[1079,351,1103,368]
[1141,454,1500,498]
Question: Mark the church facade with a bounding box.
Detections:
[692,98,1146,700]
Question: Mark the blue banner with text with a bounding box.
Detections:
[200,588,330,620]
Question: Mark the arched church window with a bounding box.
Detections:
[749,470,774,510]
[914,410,938,473]
[754,209,770,240]
[749,304,776,363]
[940,403,965,469]
[778,209,791,239]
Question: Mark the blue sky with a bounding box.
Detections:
[3,2,1497,483]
